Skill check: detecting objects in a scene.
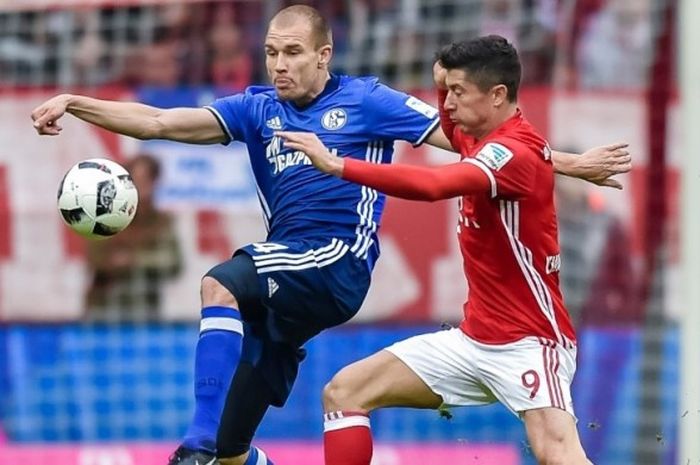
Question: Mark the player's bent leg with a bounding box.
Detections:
[522,407,593,465]
[216,362,276,465]
[172,254,261,464]
[323,349,442,465]
[323,349,443,412]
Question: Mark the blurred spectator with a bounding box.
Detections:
[555,176,636,325]
[519,0,559,84]
[576,0,653,89]
[135,40,181,87]
[347,0,424,86]
[85,154,182,321]
[479,0,521,48]
[71,10,107,85]
[207,2,252,90]
[167,4,210,85]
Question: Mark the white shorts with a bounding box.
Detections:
[386,328,577,419]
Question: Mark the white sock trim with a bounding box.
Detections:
[323,413,371,432]
[254,447,268,465]
[200,317,243,335]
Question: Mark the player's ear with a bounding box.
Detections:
[492,84,508,107]
[318,44,332,68]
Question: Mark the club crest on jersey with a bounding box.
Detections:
[476,143,514,171]
[321,108,347,130]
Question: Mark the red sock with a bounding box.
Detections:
[323,411,372,465]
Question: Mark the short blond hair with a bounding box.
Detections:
[270,5,333,48]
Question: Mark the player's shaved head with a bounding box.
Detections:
[269,5,333,49]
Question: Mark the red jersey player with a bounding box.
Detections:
[278,36,620,465]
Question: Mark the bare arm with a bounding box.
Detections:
[275,131,491,201]
[423,62,457,153]
[424,126,454,151]
[31,94,227,144]
[551,144,631,189]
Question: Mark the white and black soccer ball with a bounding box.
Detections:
[57,158,138,239]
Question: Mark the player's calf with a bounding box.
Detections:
[178,259,253,457]
[323,350,442,465]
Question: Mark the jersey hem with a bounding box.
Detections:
[412,117,441,147]
[458,324,577,347]
[204,106,233,144]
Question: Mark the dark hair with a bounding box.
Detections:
[437,35,521,102]
[271,5,333,48]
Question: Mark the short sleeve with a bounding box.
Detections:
[362,81,440,146]
[205,93,254,143]
[467,140,538,198]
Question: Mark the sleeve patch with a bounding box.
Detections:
[476,143,514,171]
[543,143,552,160]
[405,96,438,119]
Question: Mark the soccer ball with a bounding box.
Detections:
[57,158,138,239]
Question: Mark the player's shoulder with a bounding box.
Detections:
[481,113,550,166]
[216,85,277,105]
[341,74,380,87]
[241,85,279,104]
[340,74,405,95]
[335,74,384,98]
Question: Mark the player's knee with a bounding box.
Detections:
[323,369,364,412]
[200,275,239,308]
[535,453,568,465]
[532,441,573,465]
[322,377,350,411]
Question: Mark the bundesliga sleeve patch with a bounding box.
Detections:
[476,143,514,171]
[405,96,438,119]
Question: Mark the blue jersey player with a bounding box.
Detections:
[32,5,631,465]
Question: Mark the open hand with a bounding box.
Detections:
[275,131,344,177]
[576,142,632,189]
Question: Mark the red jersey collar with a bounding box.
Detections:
[460,108,523,150]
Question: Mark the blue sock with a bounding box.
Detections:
[243,446,274,465]
[182,306,243,453]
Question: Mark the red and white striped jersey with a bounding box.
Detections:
[448,110,577,346]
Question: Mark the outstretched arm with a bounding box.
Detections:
[31,94,227,144]
[551,144,632,189]
[428,61,632,188]
[422,61,456,152]
[276,131,491,201]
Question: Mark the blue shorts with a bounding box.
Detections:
[207,238,371,405]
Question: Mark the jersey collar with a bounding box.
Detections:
[289,73,341,110]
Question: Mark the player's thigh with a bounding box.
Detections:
[325,328,494,412]
[383,328,498,409]
[239,239,370,344]
[323,349,442,412]
[474,337,577,418]
[522,407,588,464]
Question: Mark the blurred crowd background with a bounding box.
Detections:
[0,1,685,465]
[0,0,657,91]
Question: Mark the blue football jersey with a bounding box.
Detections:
[205,74,439,270]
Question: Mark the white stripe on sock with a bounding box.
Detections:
[200,317,243,335]
[254,447,268,465]
[323,414,370,432]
